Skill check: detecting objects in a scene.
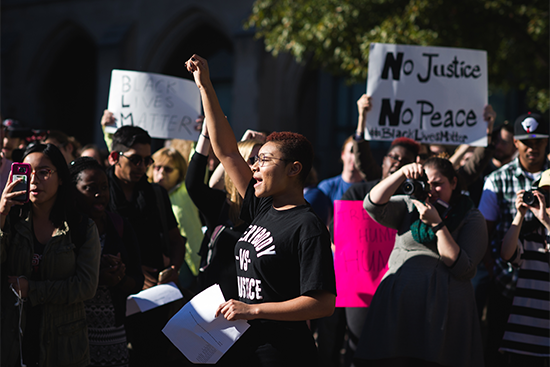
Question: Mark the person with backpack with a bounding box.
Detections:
[0,143,101,367]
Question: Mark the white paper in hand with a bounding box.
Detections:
[126,282,183,316]
[162,284,250,364]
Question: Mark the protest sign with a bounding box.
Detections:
[106,69,201,140]
[334,200,396,307]
[365,43,488,146]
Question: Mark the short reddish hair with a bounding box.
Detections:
[390,137,420,157]
[266,131,313,185]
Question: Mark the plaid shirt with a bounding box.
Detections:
[480,157,549,298]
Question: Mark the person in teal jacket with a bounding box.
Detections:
[0,143,101,367]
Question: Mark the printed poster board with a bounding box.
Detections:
[106,69,201,140]
[366,43,488,146]
[334,200,396,308]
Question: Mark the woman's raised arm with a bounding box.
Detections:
[186,55,252,198]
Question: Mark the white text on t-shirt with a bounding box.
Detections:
[239,225,276,257]
[237,276,263,300]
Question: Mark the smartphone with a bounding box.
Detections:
[10,162,31,202]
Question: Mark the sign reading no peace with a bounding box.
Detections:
[366,43,488,146]
[106,70,201,140]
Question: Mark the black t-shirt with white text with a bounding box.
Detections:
[236,180,336,305]
[219,180,336,365]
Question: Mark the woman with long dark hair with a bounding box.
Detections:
[354,157,487,367]
[1,143,100,367]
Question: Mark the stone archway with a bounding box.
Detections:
[143,8,235,142]
[31,22,97,146]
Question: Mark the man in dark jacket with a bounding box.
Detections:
[106,124,186,367]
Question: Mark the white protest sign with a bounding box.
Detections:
[107,69,201,140]
[366,43,488,146]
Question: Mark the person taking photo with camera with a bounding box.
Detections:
[354,157,487,367]
[498,169,550,366]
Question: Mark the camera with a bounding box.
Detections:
[17,166,26,173]
[523,189,549,207]
[402,176,431,201]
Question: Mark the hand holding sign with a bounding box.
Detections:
[101,109,116,128]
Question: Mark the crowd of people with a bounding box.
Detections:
[0,53,548,367]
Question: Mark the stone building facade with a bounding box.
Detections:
[2,0,363,179]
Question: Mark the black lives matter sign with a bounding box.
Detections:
[365,43,488,146]
[107,70,201,140]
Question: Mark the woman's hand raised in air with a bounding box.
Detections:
[185,55,211,91]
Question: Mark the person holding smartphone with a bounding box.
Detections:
[0,143,100,367]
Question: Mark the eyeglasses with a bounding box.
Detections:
[31,168,56,181]
[120,152,154,167]
[153,165,176,174]
[251,154,291,167]
[385,154,413,165]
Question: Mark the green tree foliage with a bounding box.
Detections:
[246,0,549,112]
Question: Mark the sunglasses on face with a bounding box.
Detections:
[385,154,413,165]
[119,152,154,167]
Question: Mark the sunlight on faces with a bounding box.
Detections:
[382,146,416,179]
[494,129,516,162]
[425,166,456,204]
[341,141,356,173]
[253,142,291,198]
[249,145,262,169]
[152,157,179,191]
[113,143,151,184]
[514,138,547,168]
[24,152,60,206]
